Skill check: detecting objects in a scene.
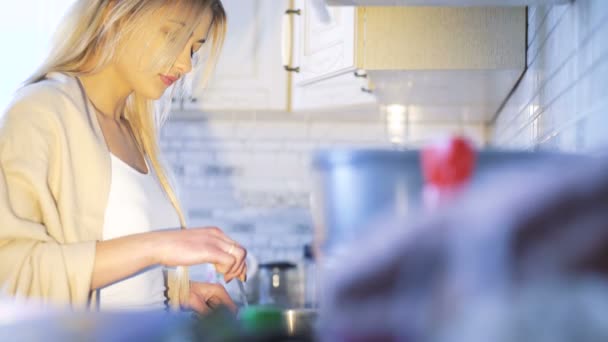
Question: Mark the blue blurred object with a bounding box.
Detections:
[0,310,192,342]
[310,148,573,257]
[0,307,316,341]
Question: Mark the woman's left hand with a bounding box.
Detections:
[187,281,237,315]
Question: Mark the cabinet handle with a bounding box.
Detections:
[282,8,301,73]
[361,87,373,94]
[354,70,368,78]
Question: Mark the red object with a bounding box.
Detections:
[421,136,477,209]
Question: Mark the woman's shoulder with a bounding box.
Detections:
[7,72,84,116]
[1,72,87,133]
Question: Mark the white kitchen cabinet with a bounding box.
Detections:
[279,4,527,122]
[175,0,377,114]
[286,1,377,111]
[290,70,377,112]
[175,2,526,123]
[288,4,527,121]
[290,0,357,84]
[325,0,570,5]
[181,0,288,112]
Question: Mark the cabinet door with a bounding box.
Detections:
[291,70,376,112]
[288,1,376,111]
[291,0,357,86]
[183,0,288,111]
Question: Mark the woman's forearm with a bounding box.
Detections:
[91,232,161,290]
[90,226,248,290]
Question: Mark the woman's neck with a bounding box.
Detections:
[78,66,132,121]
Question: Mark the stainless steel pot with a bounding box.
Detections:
[257,262,299,308]
[282,309,318,337]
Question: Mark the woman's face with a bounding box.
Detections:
[113,6,214,100]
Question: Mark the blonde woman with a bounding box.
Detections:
[0,0,247,314]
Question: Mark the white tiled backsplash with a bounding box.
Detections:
[491,0,608,152]
[161,113,485,264]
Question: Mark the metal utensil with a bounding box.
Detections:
[236,280,248,307]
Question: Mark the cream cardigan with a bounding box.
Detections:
[0,72,185,310]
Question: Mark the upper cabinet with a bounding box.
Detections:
[181,0,288,112]
[176,0,376,114]
[176,1,528,122]
[355,7,525,71]
[357,6,526,122]
[286,3,527,121]
[290,1,357,84]
[326,0,569,5]
[287,0,377,111]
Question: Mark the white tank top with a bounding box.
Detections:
[99,154,181,311]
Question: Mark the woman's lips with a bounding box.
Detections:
[160,75,178,86]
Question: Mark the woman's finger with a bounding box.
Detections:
[204,283,238,314]
[225,243,246,280]
[188,287,211,315]
[199,226,235,245]
[198,230,244,276]
[211,239,243,281]
[234,260,247,282]
[203,244,236,275]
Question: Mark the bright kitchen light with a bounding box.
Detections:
[385,104,408,144]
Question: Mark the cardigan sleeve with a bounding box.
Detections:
[0,93,97,309]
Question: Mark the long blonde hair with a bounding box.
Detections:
[26,0,226,308]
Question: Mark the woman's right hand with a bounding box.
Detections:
[154,227,247,283]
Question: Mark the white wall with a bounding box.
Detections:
[0,1,75,112]
[491,0,608,153]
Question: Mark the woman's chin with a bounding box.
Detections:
[137,88,165,101]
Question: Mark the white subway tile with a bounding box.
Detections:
[181,140,211,151]
[202,140,245,152]
[246,121,309,140]
[199,121,236,139]
[215,151,251,167]
[581,105,608,152]
[495,0,608,153]
[284,141,317,153]
[179,151,216,163]
[233,121,258,140]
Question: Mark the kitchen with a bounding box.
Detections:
[1,0,608,340]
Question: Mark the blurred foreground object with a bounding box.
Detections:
[318,151,607,341]
[0,305,315,342]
